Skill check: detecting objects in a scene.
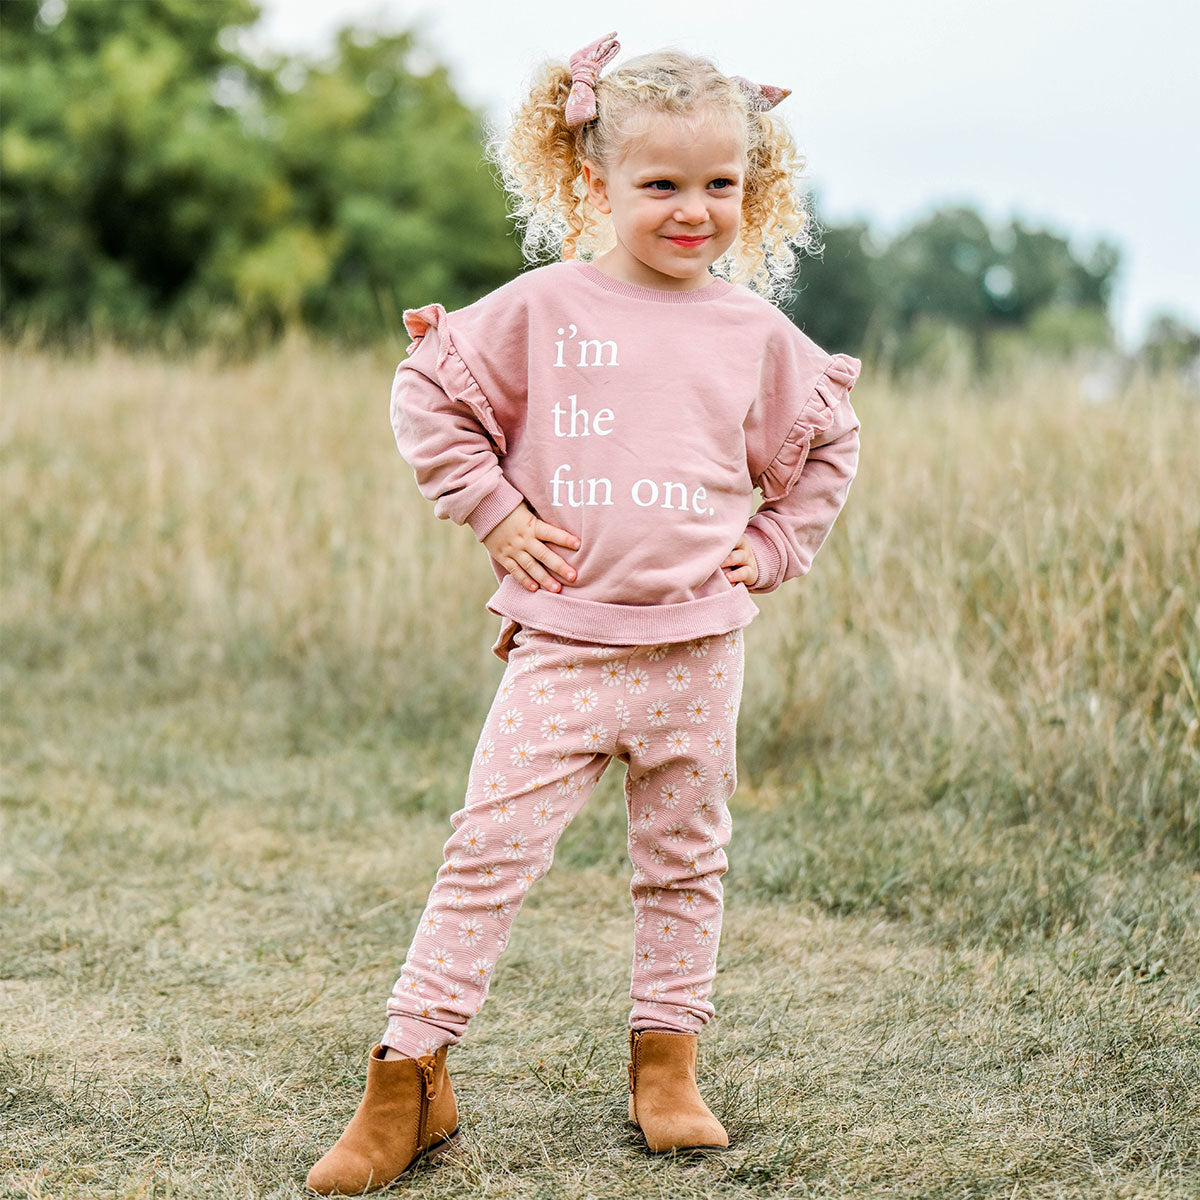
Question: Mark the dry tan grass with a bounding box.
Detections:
[1,342,1197,1198]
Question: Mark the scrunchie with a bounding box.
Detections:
[731,76,791,112]
[564,31,621,128]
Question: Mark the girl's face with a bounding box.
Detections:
[582,109,745,291]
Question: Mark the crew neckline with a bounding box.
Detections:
[569,260,733,304]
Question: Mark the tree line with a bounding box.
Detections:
[3,0,1192,369]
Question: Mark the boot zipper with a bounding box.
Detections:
[628,1031,639,1122]
[418,1058,437,1147]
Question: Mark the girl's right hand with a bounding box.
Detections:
[483,502,580,593]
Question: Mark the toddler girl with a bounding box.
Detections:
[307,31,861,1194]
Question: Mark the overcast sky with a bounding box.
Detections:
[254,0,1199,349]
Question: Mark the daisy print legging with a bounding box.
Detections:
[382,626,746,1058]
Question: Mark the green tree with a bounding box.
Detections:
[785,217,878,354]
[0,1,520,343]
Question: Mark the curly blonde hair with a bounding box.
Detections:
[488,48,815,304]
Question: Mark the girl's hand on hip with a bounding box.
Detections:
[721,535,759,588]
[484,502,580,593]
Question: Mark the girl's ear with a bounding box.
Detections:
[581,159,612,215]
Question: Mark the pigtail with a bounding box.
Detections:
[489,63,597,264]
[724,109,817,303]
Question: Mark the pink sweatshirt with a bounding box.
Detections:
[391,260,861,656]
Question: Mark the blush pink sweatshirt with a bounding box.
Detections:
[390,260,861,656]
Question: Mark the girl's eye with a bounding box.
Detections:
[709,178,735,191]
[645,180,675,192]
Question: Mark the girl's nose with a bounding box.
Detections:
[673,194,709,224]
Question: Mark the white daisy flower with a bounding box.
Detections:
[469,957,492,983]
[485,897,511,921]
[613,698,631,723]
[531,797,555,827]
[457,917,484,947]
[659,781,682,808]
[477,863,502,887]
[723,630,741,651]
[686,983,706,1001]
[481,773,508,802]
[419,909,443,937]
[630,732,651,758]
[498,678,516,701]
[666,662,691,691]
[442,981,465,1005]
[642,889,662,908]
[694,919,715,946]
[706,730,727,756]
[524,650,545,673]
[683,852,701,874]
[647,645,669,662]
[571,686,599,713]
[648,844,667,865]
[665,728,691,754]
[647,980,666,1001]
[510,740,535,768]
[600,660,626,687]
[516,864,539,891]
[444,884,469,910]
[556,773,578,797]
[503,831,528,860]
[687,638,711,658]
[686,763,709,788]
[637,804,655,828]
[671,950,694,975]
[694,795,716,820]
[540,713,567,741]
[398,972,423,995]
[719,766,736,789]
[529,678,556,705]
[724,696,739,720]
[635,945,657,971]
[490,796,515,823]
[460,825,486,856]
[428,945,454,975]
[646,700,671,727]
[558,656,584,679]
[498,708,523,734]
[686,698,710,724]
[625,667,650,695]
[550,747,572,769]
[707,661,729,689]
[475,737,496,764]
[663,822,686,843]
[677,890,700,912]
[582,722,608,751]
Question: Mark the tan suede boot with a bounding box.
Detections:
[306,1045,458,1195]
[627,1029,729,1153]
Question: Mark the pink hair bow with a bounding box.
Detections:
[564,31,620,128]
[732,76,791,112]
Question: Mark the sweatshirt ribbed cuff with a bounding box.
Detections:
[744,524,784,594]
[466,478,524,541]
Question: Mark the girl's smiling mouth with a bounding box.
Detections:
[667,235,710,246]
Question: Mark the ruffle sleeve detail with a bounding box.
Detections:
[403,304,507,455]
[756,353,861,502]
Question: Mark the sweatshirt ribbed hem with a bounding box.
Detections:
[487,576,759,646]
[569,260,734,304]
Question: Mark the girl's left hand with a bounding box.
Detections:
[721,535,759,587]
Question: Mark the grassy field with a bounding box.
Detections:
[1,343,1198,1199]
